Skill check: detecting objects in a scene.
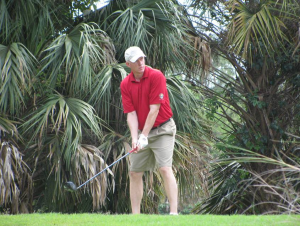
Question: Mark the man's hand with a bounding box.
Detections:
[137,134,148,149]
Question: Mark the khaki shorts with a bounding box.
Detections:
[129,118,176,172]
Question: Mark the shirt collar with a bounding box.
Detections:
[129,66,149,82]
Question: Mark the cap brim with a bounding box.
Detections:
[129,54,146,63]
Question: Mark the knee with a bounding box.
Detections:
[130,171,143,180]
[159,166,173,177]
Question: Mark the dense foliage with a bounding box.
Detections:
[0,0,210,214]
[187,0,300,214]
[1,0,300,215]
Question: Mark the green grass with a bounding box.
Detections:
[0,214,300,226]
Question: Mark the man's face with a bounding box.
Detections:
[126,57,145,75]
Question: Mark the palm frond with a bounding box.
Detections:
[0,115,19,139]
[31,142,113,212]
[0,43,37,116]
[40,23,114,95]
[100,0,195,73]
[174,131,212,207]
[21,93,102,156]
[226,0,287,61]
[0,141,32,214]
[194,143,300,214]
[0,0,70,54]
[71,144,114,210]
[88,64,127,124]
[167,75,211,138]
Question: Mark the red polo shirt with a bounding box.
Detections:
[120,66,173,131]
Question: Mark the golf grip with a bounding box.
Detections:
[77,147,138,189]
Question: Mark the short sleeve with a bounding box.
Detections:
[149,71,166,105]
[120,81,135,113]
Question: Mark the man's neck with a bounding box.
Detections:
[133,72,143,81]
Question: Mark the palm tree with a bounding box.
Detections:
[188,0,300,213]
[0,0,211,213]
[0,116,32,214]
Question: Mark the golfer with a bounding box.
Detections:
[120,46,178,215]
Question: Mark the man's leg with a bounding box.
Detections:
[130,171,144,214]
[159,166,178,214]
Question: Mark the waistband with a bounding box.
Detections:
[151,118,172,130]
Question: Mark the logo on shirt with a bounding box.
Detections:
[159,93,164,100]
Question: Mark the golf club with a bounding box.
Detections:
[64,147,137,192]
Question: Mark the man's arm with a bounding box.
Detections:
[128,104,160,152]
[127,111,139,150]
[141,104,160,137]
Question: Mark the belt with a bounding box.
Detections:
[151,118,172,130]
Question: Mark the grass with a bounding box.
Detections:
[0,213,300,226]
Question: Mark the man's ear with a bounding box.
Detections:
[125,61,130,67]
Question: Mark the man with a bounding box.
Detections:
[120,46,178,215]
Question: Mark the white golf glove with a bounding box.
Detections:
[137,134,148,149]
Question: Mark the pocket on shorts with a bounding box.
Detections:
[159,119,176,136]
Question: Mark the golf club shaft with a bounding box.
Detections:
[77,147,137,189]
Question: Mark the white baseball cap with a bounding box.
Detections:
[124,46,146,62]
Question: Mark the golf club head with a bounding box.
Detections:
[64,181,77,192]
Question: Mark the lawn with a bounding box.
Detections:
[0,213,299,226]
